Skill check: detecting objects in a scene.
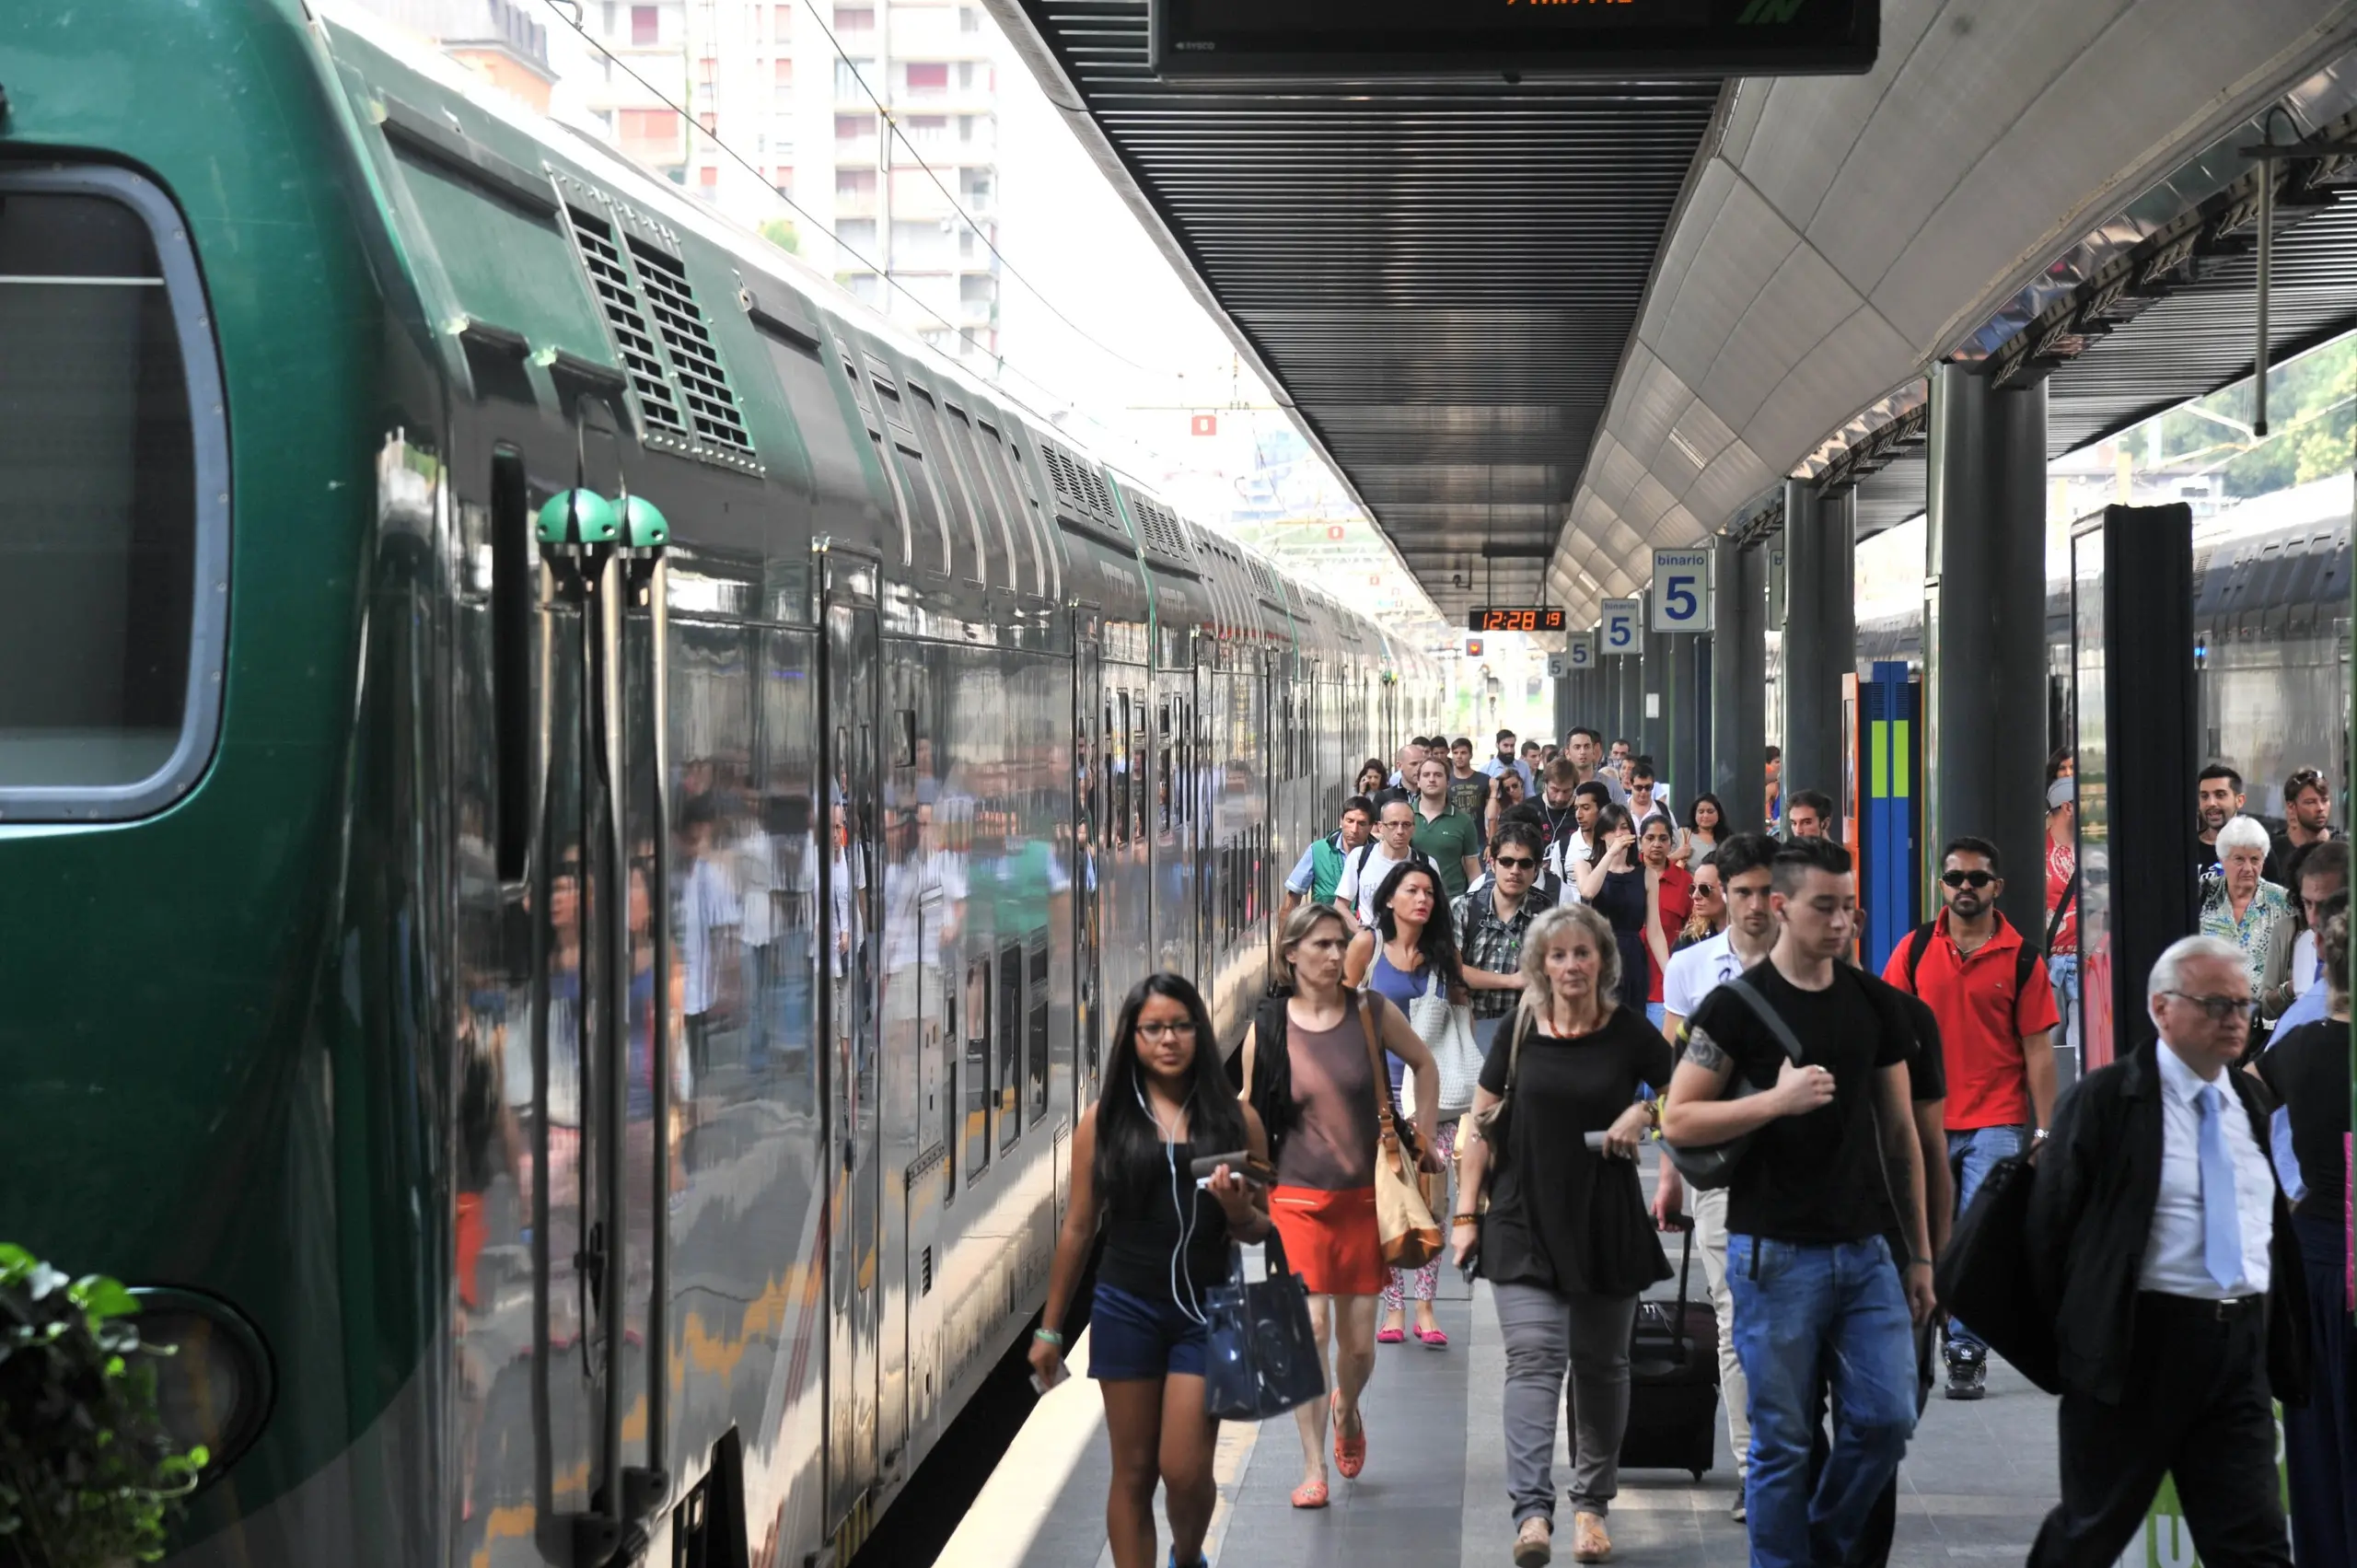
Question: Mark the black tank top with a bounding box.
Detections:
[1099,1138,1233,1308]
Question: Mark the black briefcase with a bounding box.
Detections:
[1618,1218,1720,1480]
[1933,1153,2061,1394]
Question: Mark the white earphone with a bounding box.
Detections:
[1136,1071,1206,1326]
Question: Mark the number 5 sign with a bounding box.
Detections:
[1565,633,1595,671]
[1652,548,1713,632]
[1599,599,1641,655]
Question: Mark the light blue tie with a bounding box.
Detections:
[2195,1084,2243,1291]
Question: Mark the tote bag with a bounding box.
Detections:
[1401,968,1482,1120]
[1202,1230,1328,1421]
[1359,992,1443,1270]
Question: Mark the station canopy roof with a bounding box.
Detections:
[987,0,2357,628]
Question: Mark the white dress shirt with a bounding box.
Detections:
[2138,1043,2277,1299]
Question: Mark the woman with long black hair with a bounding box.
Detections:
[1343,859,1468,1347]
[1574,802,1652,1018]
[1032,974,1271,1568]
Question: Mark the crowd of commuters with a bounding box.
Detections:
[1028,726,2351,1568]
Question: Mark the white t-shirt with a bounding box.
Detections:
[1335,842,1427,927]
[1543,831,1592,901]
[1660,930,1746,1031]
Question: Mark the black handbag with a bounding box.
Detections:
[1660,973,1795,1191]
[1933,1152,2061,1394]
[1202,1229,1328,1422]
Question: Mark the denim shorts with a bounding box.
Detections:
[1087,1282,1209,1381]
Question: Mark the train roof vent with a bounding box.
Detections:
[626,238,755,459]
[562,201,686,439]
[1128,494,1196,568]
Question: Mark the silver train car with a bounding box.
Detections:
[44,8,1440,1567]
[1858,478,2352,817]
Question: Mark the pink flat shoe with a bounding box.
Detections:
[1376,1326,1406,1344]
[1414,1326,1449,1349]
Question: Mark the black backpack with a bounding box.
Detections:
[1899,923,2042,1003]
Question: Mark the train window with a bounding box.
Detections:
[947,403,1020,589]
[997,940,1023,1152]
[964,956,991,1180]
[893,439,953,577]
[1158,701,1174,835]
[1109,696,1128,848]
[865,427,913,565]
[0,169,226,819]
[1026,940,1050,1125]
[490,449,531,880]
[906,386,983,584]
[750,306,871,516]
[1130,695,1147,843]
[983,422,1050,600]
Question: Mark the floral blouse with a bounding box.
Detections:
[2199,877,2297,1019]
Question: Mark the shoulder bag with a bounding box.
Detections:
[1358,989,1443,1270]
[1659,971,1802,1191]
[1202,1228,1328,1421]
[1402,967,1482,1120]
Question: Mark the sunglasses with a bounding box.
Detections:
[1492,855,1537,870]
[1693,883,1722,897]
[1942,870,1995,889]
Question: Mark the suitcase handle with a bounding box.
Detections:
[1664,1214,1695,1356]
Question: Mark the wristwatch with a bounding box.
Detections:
[2031,1128,2049,1144]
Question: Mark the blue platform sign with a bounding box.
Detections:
[1600,598,1641,656]
[1565,633,1595,671]
[1652,548,1712,632]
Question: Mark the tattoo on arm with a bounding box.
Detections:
[1683,1025,1730,1073]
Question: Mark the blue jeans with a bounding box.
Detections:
[1729,1234,1920,1568]
[1644,1001,1666,1031]
[1945,1125,2025,1356]
[2048,952,2079,1066]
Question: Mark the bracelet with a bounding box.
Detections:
[1033,1328,1064,1346]
[1452,1213,1481,1225]
[1907,1256,1934,1270]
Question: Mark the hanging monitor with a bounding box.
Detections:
[1152,0,1878,85]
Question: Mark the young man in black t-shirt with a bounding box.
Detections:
[1663,838,1934,1568]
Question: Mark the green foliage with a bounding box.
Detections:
[2145,334,2357,498]
[757,216,801,255]
[0,1246,207,1567]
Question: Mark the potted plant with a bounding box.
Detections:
[0,1246,208,1567]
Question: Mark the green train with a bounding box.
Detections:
[0,5,1438,1564]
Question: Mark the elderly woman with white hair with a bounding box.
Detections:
[2200,815,2297,1030]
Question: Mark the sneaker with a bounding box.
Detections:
[1570,1511,1611,1563]
[1945,1345,1987,1401]
[1730,1493,1746,1524]
[1513,1516,1552,1567]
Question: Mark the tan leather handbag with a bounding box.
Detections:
[1357,990,1441,1270]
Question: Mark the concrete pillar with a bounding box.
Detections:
[1926,362,2049,938]
[1781,481,1854,825]
[1711,537,1768,830]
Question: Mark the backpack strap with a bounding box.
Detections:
[1718,972,1809,1066]
[1902,922,1935,993]
[2044,869,2079,950]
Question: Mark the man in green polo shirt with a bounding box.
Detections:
[1411,755,1484,900]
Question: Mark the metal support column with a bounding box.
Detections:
[1711,536,1767,828]
[1619,642,1644,757]
[1665,625,1701,811]
[1926,362,2049,938]
[1781,481,1853,826]
[1642,587,1671,759]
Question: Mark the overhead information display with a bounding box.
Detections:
[1468,606,1567,633]
[1153,0,1877,83]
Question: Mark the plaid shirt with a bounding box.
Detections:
[1451,881,1555,1019]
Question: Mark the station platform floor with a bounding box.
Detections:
[938,1216,2061,1568]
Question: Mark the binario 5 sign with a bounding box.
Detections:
[1651,547,1712,632]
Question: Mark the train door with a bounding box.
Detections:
[880,656,934,1477]
[1074,614,1104,1114]
[820,546,884,1541]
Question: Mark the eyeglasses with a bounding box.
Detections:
[1492,855,1537,870]
[2162,992,2258,1026]
[1136,1020,1200,1042]
[1941,870,1995,889]
[1693,883,1722,897]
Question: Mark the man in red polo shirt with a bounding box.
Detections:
[1882,834,2061,1402]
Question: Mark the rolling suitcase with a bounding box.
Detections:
[1616,1215,1720,1480]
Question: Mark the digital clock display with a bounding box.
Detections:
[1469,607,1567,633]
[1155,0,1877,81]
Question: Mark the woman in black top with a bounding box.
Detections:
[2255,903,2354,1568]
[1034,975,1271,1568]
[1454,903,1674,1568]
[1574,803,1652,1017]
